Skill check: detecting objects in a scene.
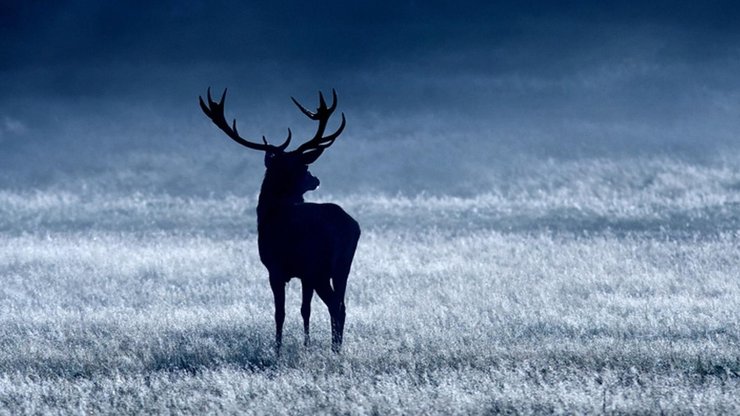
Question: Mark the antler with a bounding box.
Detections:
[291,89,346,158]
[199,88,291,152]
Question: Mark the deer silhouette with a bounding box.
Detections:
[199,88,360,354]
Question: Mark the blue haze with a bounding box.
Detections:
[1,1,739,197]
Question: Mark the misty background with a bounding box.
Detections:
[2,1,740,197]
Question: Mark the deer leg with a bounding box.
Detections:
[329,299,343,353]
[330,247,355,352]
[301,282,313,347]
[314,283,342,353]
[270,277,286,355]
[332,278,347,349]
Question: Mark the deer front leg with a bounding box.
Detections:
[301,283,313,347]
[270,277,286,355]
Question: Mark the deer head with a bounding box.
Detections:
[199,88,346,201]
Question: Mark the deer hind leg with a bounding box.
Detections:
[330,273,348,352]
[301,282,314,346]
[314,282,342,353]
[269,276,286,355]
[329,239,358,352]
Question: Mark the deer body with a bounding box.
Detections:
[200,88,359,353]
[258,203,359,280]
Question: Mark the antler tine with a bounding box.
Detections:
[327,89,338,112]
[316,112,346,148]
[318,91,327,111]
[278,128,292,150]
[292,87,346,157]
[291,89,339,120]
[198,87,212,115]
[216,88,227,108]
[199,88,277,152]
[291,96,316,119]
[260,130,291,150]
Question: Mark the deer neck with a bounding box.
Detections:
[256,177,305,223]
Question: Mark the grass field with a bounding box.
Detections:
[1,157,739,414]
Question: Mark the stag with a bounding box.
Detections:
[199,88,360,353]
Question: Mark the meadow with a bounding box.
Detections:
[0,156,738,414]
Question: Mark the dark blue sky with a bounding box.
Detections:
[3,1,739,98]
[2,1,740,194]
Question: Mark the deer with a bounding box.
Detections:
[199,88,360,354]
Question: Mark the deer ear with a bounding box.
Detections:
[300,148,324,165]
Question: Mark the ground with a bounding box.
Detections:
[0,157,738,414]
